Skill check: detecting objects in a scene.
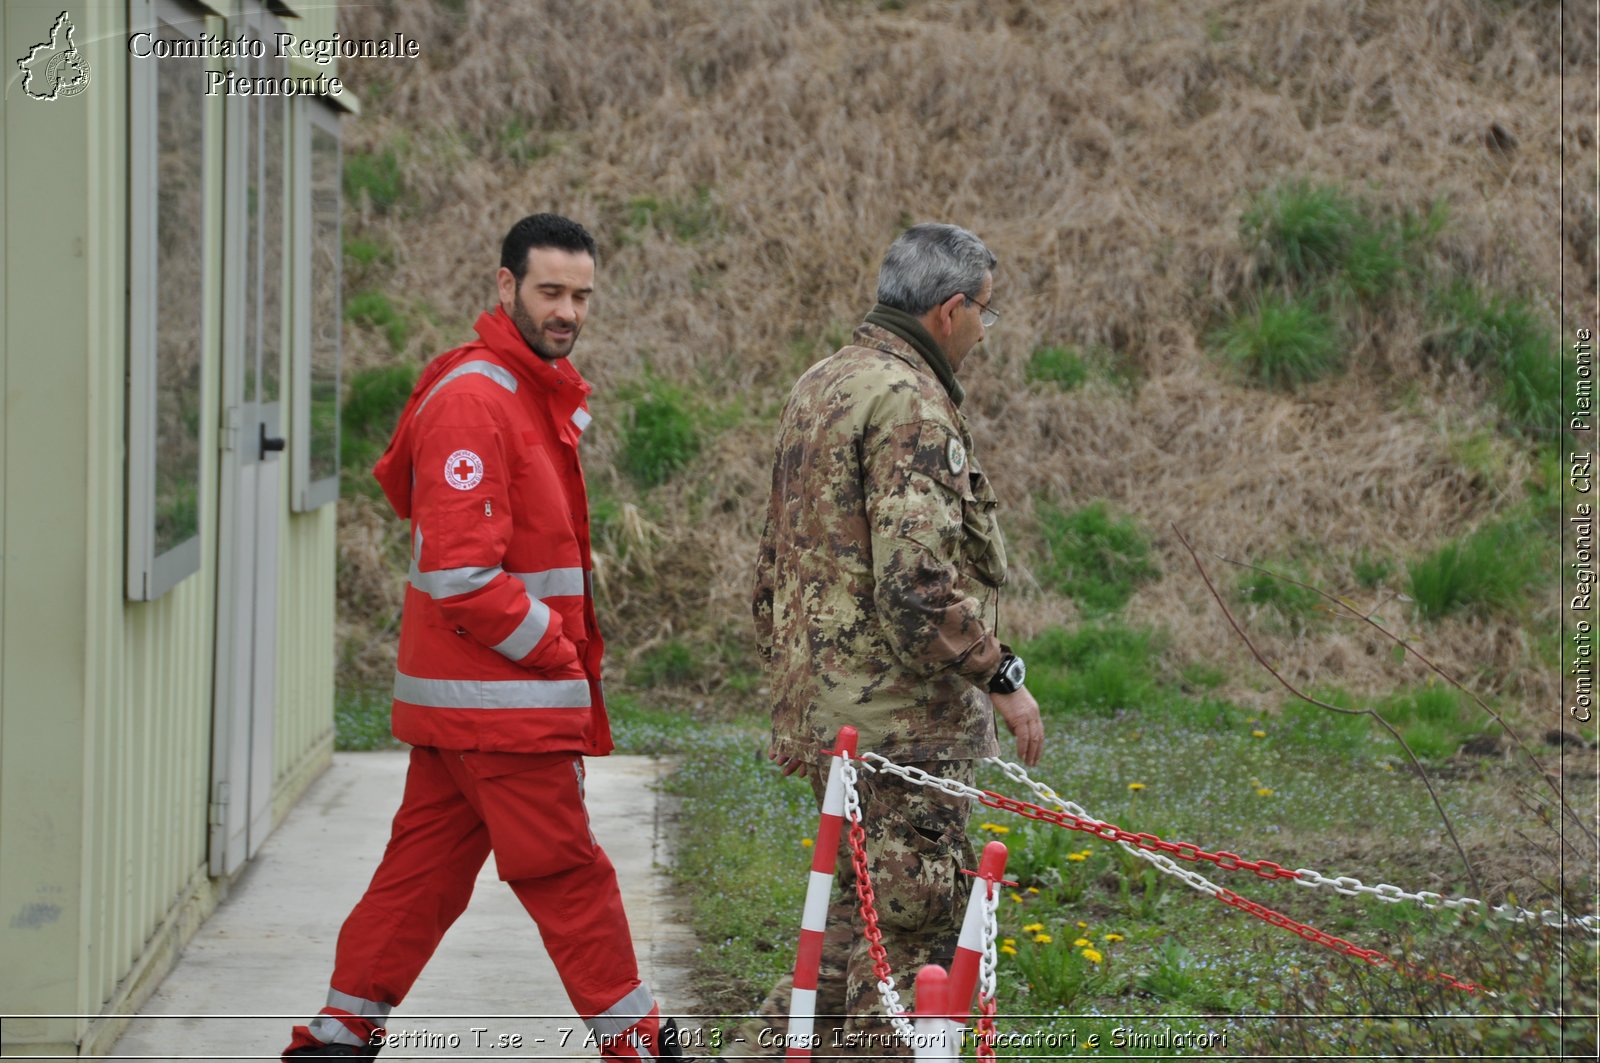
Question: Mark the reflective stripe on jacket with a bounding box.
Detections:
[372,306,611,755]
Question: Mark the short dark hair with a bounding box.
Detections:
[500,213,598,282]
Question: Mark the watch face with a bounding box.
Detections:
[1010,657,1026,685]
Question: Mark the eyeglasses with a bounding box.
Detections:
[968,295,1000,328]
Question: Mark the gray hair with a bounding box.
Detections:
[874,223,996,316]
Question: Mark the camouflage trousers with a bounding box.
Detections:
[723,758,976,1060]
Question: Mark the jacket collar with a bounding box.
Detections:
[860,303,964,407]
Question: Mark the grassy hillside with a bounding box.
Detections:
[325,1,1596,1052]
[333,0,1588,737]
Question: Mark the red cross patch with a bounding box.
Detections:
[444,449,485,490]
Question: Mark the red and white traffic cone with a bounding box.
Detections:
[945,840,1009,1025]
[912,964,959,1062]
[782,726,858,1060]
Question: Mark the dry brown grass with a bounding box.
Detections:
[330,0,1589,734]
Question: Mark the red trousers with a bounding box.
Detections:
[306,747,659,1057]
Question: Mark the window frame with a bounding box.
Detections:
[291,98,343,513]
[126,0,212,601]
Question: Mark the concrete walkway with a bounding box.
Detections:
[108,752,701,1060]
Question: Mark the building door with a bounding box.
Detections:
[210,0,289,877]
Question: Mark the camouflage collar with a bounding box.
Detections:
[861,304,965,407]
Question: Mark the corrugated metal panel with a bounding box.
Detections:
[277,504,339,780]
[4,0,341,1038]
[80,0,223,1009]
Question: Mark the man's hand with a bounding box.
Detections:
[992,687,1043,766]
[768,747,810,778]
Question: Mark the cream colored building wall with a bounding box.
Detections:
[1,1,342,1053]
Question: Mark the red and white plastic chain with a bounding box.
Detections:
[859,755,1485,994]
[837,752,918,1045]
[986,756,1599,936]
[974,875,1002,1061]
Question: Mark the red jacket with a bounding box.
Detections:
[372,307,612,755]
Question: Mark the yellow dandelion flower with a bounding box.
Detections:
[1073,937,1090,948]
[980,823,1010,834]
[1252,729,1267,738]
[1256,787,1274,797]
[1002,938,1016,947]
[1022,922,1045,933]
[801,838,813,848]
[1127,782,1146,791]
[1067,852,1087,862]
[1033,933,1053,944]
[1103,933,1124,942]
[1009,891,1023,903]
[1000,944,1017,956]
[1076,921,1088,928]
[1026,887,1040,894]
[1080,947,1103,964]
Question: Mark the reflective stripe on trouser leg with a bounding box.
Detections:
[309,989,393,1047]
[586,983,661,1058]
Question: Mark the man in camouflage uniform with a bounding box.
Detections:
[730,224,1043,1059]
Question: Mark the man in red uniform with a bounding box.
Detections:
[283,215,687,1060]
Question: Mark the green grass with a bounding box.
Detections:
[665,705,1588,1056]
[1426,281,1560,437]
[334,684,403,751]
[623,187,721,243]
[339,363,418,495]
[1024,343,1137,393]
[1033,501,1158,615]
[344,236,394,272]
[620,375,703,487]
[1234,560,1325,631]
[344,145,404,213]
[1019,622,1163,718]
[1024,345,1089,390]
[627,639,700,688]
[1406,511,1552,619]
[345,290,411,354]
[1211,293,1343,389]
[1241,180,1442,298]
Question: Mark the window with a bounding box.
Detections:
[293,100,342,511]
[127,0,210,600]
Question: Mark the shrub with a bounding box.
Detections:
[621,376,702,487]
[1212,293,1343,389]
[1034,501,1159,614]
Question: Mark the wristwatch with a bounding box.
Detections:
[988,652,1026,695]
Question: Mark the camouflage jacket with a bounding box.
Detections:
[753,319,1009,763]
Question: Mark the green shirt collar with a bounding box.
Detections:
[863,303,965,407]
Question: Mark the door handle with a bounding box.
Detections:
[259,423,287,459]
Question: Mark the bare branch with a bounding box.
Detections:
[1213,551,1596,849]
[1172,523,1484,900]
